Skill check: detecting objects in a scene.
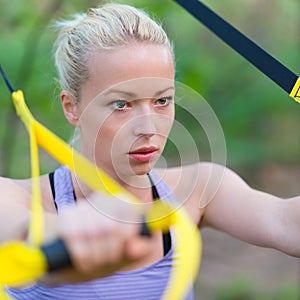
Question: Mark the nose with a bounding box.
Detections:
[133,107,156,137]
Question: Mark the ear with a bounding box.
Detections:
[60,91,79,127]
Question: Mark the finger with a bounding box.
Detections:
[83,217,121,271]
[58,206,93,272]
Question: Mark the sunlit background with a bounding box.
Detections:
[0,0,299,299]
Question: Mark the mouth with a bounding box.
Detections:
[128,146,159,162]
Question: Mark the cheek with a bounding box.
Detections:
[157,108,175,137]
[96,120,128,153]
[79,105,117,146]
[97,122,117,145]
[93,125,118,167]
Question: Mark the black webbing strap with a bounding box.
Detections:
[172,0,300,103]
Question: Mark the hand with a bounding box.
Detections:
[56,193,151,280]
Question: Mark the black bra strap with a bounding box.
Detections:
[162,227,172,256]
[48,172,57,211]
[49,170,171,255]
[49,171,55,199]
[151,184,159,200]
[150,178,172,256]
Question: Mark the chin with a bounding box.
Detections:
[128,161,154,176]
[132,165,152,176]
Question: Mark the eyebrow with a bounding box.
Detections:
[103,86,175,98]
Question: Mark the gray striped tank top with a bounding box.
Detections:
[6,166,194,300]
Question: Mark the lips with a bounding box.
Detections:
[129,146,158,162]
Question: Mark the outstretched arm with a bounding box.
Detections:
[200,163,300,257]
[0,177,31,242]
[44,194,152,284]
[0,177,152,285]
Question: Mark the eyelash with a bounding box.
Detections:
[111,96,173,111]
[112,100,128,111]
[155,96,173,106]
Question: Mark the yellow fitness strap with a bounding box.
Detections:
[0,89,202,300]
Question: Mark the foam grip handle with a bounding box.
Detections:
[41,220,152,272]
[41,239,72,272]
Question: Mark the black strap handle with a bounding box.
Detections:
[173,0,299,95]
[41,221,152,272]
[41,239,72,272]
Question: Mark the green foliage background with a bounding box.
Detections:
[0,0,299,178]
[0,1,299,298]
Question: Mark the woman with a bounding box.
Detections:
[2,3,300,300]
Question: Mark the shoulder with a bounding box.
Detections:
[153,162,247,225]
[8,173,57,213]
[0,177,32,215]
[152,163,217,224]
[154,162,230,200]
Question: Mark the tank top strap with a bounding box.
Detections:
[53,166,76,213]
[52,168,178,210]
[148,170,179,205]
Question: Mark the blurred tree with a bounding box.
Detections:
[0,0,64,176]
[0,0,299,178]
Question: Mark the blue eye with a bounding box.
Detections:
[156,96,173,106]
[112,100,128,110]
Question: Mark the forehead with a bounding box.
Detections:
[102,77,175,101]
[81,43,175,101]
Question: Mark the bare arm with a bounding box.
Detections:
[0,177,31,242]
[0,177,59,242]
[199,163,300,257]
[0,177,152,285]
[275,196,300,256]
[40,196,153,285]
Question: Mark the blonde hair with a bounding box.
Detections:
[53,3,174,103]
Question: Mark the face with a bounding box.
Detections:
[63,43,175,183]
